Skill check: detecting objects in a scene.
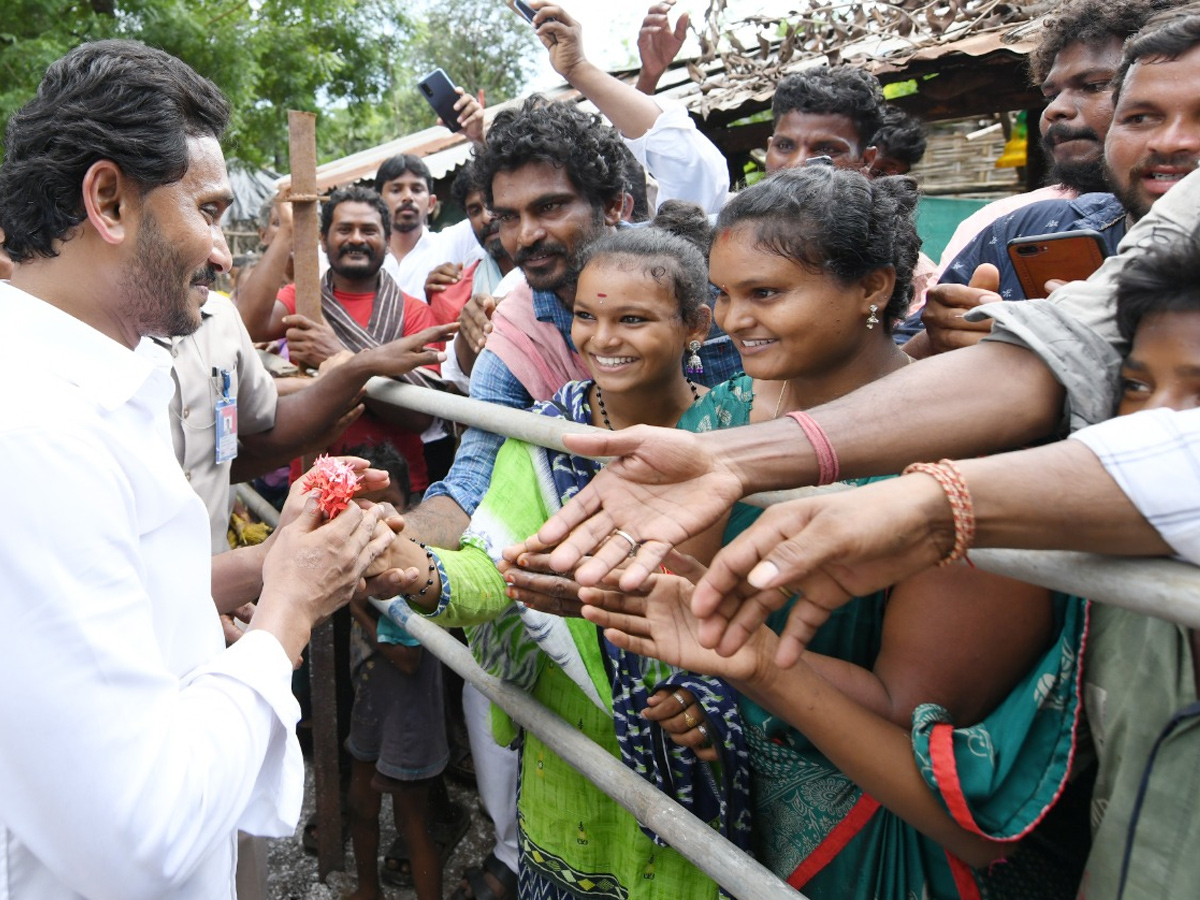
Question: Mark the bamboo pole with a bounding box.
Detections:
[360,380,1200,627]
[371,598,805,900]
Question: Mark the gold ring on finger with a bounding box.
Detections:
[684,710,698,729]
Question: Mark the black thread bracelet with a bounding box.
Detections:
[407,537,436,597]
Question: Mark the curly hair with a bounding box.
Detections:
[1115,226,1200,342]
[450,159,483,211]
[1028,0,1177,83]
[651,199,714,260]
[771,66,886,148]
[715,166,921,331]
[0,40,229,262]
[474,95,626,212]
[320,185,391,241]
[578,225,711,330]
[871,106,928,171]
[374,153,433,194]
[1113,6,1200,104]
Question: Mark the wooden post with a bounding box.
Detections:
[285,109,342,879]
[286,111,324,328]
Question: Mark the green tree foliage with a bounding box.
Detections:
[1,0,541,170]
[318,0,542,161]
[0,0,404,168]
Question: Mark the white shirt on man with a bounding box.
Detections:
[0,283,302,900]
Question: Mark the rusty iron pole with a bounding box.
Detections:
[286,108,342,879]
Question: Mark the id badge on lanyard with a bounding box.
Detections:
[214,367,238,463]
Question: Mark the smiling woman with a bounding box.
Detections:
[374,218,754,900]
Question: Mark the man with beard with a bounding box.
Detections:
[236,184,444,494]
[909,0,1176,355]
[938,4,1198,305]
[0,40,392,899]
[424,159,513,331]
[376,152,485,303]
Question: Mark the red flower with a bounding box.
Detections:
[301,455,363,517]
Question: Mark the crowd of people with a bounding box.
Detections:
[2,0,1199,899]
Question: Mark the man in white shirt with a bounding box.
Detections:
[376,153,484,302]
[0,39,391,900]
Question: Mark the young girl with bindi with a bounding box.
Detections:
[376,223,752,900]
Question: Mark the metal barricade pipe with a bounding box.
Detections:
[236,482,801,896]
[363,380,1200,628]
[372,597,805,900]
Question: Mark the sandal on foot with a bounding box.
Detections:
[301,809,349,856]
[380,799,472,887]
[450,852,518,900]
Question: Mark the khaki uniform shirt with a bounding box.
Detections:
[163,292,277,551]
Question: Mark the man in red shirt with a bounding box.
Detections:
[237,185,441,492]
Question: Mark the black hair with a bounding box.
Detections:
[1115,227,1200,342]
[618,144,651,223]
[374,153,434,194]
[651,199,714,260]
[1113,7,1200,105]
[771,66,885,148]
[1029,0,1176,83]
[577,225,711,329]
[872,106,928,170]
[450,159,483,211]
[716,166,921,331]
[475,95,626,212]
[340,442,413,509]
[0,39,230,262]
[320,185,391,241]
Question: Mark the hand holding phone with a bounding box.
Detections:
[513,0,555,25]
[1006,229,1108,298]
[417,68,463,133]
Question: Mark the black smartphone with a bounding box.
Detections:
[1006,229,1109,298]
[513,0,537,23]
[417,68,462,133]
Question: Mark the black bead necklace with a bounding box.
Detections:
[595,379,700,430]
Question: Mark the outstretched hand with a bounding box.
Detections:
[693,475,955,665]
[580,570,767,684]
[497,547,587,618]
[362,322,457,378]
[529,425,743,591]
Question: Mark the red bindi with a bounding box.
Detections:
[596,292,607,298]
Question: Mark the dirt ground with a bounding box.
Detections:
[266,762,495,900]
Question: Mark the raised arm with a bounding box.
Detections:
[635,1,689,95]
[536,339,1064,588]
[530,3,665,139]
[233,196,293,340]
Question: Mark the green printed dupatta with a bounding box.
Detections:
[680,376,1089,900]
[428,380,750,900]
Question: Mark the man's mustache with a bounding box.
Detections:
[1042,123,1100,148]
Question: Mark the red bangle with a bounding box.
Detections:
[787,410,840,485]
[901,459,975,565]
